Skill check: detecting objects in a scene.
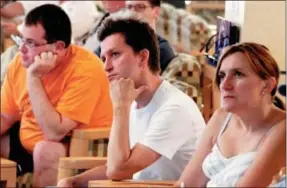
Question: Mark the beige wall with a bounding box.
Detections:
[226,1,286,100]
[241,1,285,79]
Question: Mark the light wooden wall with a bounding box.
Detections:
[225,1,286,101]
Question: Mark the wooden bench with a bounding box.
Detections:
[57,157,107,183]
[0,158,17,188]
[88,180,176,187]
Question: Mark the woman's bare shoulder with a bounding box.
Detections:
[207,108,229,126]
[206,108,230,144]
[262,109,286,149]
[272,108,286,131]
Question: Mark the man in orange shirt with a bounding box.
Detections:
[0,4,113,187]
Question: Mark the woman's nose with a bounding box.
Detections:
[220,76,233,90]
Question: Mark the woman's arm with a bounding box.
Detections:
[236,119,286,187]
[175,108,228,187]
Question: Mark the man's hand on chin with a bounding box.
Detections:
[109,78,148,108]
[27,52,58,79]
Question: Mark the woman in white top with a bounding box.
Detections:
[176,42,286,187]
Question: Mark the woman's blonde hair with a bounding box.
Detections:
[214,42,280,96]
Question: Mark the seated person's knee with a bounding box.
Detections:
[33,140,67,168]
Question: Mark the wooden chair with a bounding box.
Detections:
[57,157,107,183]
[69,127,110,157]
[167,78,202,112]
[162,53,203,111]
[0,158,17,188]
[156,3,212,56]
[10,127,110,187]
[57,127,110,183]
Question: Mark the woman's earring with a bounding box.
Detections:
[262,83,268,95]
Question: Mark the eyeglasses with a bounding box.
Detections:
[125,4,152,12]
[11,35,49,49]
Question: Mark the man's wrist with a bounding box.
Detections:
[113,103,131,110]
[71,176,85,187]
[27,70,42,89]
[27,69,43,79]
[69,177,76,187]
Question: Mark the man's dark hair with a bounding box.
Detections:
[25,4,71,48]
[148,0,161,7]
[97,12,160,73]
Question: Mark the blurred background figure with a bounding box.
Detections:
[162,0,185,8]
[101,0,125,13]
[125,0,161,31]
[1,0,99,40]
[79,1,125,52]
[278,84,286,97]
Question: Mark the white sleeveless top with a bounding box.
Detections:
[202,113,274,187]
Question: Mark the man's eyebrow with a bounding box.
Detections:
[20,34,44,43]
[102,48,118,55]
[25,38,37,42]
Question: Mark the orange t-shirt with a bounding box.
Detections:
[1,44,113,153]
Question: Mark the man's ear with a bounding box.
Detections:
[53,41,66,53]
[139,49,150,68]
[153,7,160,18]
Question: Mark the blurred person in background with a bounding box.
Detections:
[1,0,99,40]
[78,0,126,52]
[125,0,175,73]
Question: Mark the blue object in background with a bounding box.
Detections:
[278,84,286,97]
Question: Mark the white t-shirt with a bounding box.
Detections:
[20,1,99,39]
[129,80,206,180]
[80,12,105,52]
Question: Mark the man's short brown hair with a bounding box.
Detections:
[97,11,161,74]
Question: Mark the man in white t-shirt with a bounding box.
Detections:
[57,11,205,187]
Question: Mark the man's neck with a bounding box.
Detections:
[150,21,156,31]
[135,75,162,109]
[53,48,69,69]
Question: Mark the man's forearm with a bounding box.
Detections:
[72,165,108,187]
[0,114,14,136]
[27,75,63,140]
[107,105,131,172]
